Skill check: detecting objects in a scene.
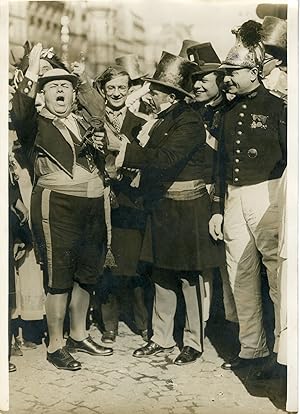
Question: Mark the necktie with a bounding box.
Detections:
[111,112,121,133]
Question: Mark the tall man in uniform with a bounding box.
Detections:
[12,43,113,371]
[209,21,287,370]
[100,52,223,365]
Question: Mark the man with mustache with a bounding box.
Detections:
[12,43,113,371]
[209,21,287,372]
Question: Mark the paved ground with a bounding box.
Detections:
[7,319,287,414]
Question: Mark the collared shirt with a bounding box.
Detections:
[105,106,127,129]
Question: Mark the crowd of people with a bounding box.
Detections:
[8,14,287,383]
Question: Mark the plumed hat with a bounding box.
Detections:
[261,16,287,64]
[220,20,265,69]
[143,51,197,98]
[115,54,147,80]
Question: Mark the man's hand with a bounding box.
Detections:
[71,60,88,84]
[105,128,122,152]
[14,242,26,261]
[28,43,43,76]
[209,214,224,241]
[91,131,106,152]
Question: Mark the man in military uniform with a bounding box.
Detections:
[209,21,287,371]
[99,52,224,365]
[12,43,113,371]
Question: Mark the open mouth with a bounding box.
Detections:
[56,96,65,103]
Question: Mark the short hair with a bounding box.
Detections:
[94,66,130,93]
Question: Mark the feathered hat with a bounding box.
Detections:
[220,20,265,69]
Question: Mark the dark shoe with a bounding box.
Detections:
[174,346,202,366]
[66,335,113,356]
[133,341,174,358]
[101,331,117,343]
[221,356,267,371]
[140,329,148,342]
[255,361,287,380]
[47,347,81,371]
[9,362,16,373]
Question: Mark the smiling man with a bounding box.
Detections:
[12,43,113,371]
[209,21,287,373]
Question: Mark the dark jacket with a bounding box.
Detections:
[213,84,287,213]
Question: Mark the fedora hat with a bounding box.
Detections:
[261,16,287,64]
[220,20,265,70]
[143,51,197,98]
[178,39,199,58]
[38,68,79,91]
[115,54,147,80]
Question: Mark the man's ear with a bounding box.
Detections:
[72,90,76,102]
[168,93,176,103]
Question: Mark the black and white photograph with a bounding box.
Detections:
[1,0,298,412]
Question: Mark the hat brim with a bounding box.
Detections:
[141,77,193,98]
[131,72,148,81]
[38,74,79,91]
[191,64,221,78]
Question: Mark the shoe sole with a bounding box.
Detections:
[133,348,174,358]
[47,359,82,371]
[66,347,113,356]
[174,358,200,366]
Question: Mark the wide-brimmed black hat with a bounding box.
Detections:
[178,39,199,58]
[38,68,79,91]
[186,42,221,79]
[142,51,197,97]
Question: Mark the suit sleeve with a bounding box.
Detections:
[11,76,38,149]
[278,103,287,166]
[123,118,206,171]
[77,81,105,120]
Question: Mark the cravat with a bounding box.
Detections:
[111,112,121,133]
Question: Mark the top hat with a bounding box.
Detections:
[220,20,265,70]
[261,16,287,64]
[115,54,147,80]
[38,68,79,91]
[186,42,221,79]
[178,39,199,58]
[143,51,197,98]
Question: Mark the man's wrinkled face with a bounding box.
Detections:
[39,59,53,76]
[149,86,169,113]
[223,68,254,95]
[103,75,129,110]
[43,79,74,117]
[193,72,219,103]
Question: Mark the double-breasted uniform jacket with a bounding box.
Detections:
[122,101,224,272]
[213,84,287,213]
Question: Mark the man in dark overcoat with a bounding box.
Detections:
[100,52,224,365]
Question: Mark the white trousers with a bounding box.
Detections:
[223,180,280,359]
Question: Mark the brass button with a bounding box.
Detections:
[237,131,242,136]
[238,121,243,126]
[235,158,240,163]
[242,104,247,109]
[234,168,239,172]
[247,148,258,158]
[28,80,33,86]
[239,113,245,118]
[236,140,241,144]
[236,149,241,154]
[234,177,239,182]
[24,87,29,93]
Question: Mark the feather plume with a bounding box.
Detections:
[239,20,263,48]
